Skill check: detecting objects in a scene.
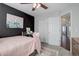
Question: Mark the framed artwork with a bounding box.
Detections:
[6,13,23,28]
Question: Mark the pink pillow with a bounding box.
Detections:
[33,32,39,38]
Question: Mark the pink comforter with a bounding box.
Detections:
[0,36,41,56]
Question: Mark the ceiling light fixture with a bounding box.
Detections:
[33,3,41,8]
[33,3,37,8]
[36,3,41,8]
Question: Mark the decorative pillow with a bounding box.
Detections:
[33,32,40,38]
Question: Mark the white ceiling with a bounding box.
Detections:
[4,3,77,17]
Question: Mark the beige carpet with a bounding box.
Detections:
[36,43,72,56]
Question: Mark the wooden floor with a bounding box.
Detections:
[30,42,72,56]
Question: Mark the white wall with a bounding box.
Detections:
[39,18,48,42]
[35,16,39,32]
[35,16,61,46]
[71,5,79,37]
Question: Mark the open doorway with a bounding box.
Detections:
[61,13,71,50]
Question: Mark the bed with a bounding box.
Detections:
[0,36,41,56]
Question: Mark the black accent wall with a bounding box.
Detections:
[0,3,34,37]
